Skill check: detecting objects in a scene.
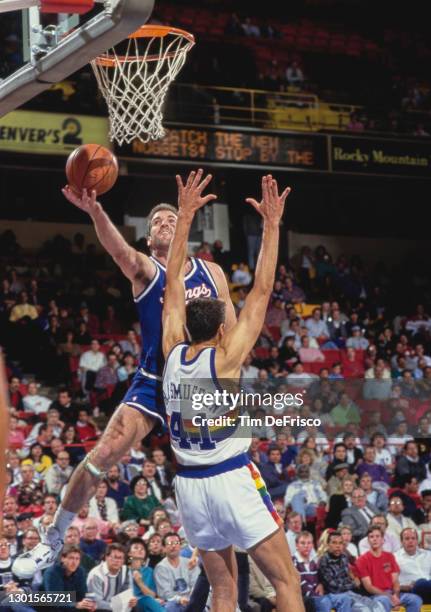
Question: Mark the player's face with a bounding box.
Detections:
[148,210,178,251]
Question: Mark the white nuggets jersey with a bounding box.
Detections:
[163,342,249,466]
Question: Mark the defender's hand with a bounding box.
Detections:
[62,185,103,218]
[246,175,291,224]
[176,168,217,216]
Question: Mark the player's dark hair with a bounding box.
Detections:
[186,298,226,343]
[148,203,178,233]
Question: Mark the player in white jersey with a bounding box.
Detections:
[162,171,303,612]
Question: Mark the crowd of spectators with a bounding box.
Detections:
[2,228,431,611]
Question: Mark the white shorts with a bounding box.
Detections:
[174,453,282,551]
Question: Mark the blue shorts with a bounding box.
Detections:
[122,369,166,424]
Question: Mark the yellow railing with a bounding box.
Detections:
[168,83,363,132]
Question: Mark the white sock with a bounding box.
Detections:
[52,507,76,539]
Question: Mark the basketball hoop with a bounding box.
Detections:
[90,25,195,146]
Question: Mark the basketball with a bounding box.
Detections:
[65,144,119,196]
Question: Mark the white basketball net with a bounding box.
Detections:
[91,28,194,145]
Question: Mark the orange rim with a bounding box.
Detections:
[94,24,195,67]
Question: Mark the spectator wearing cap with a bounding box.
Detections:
[42,544,96,610]
[16,513,34,534]
[395,528,431,604]
[358,515,400,554]
[341,488,378,542]
[326,463,350,498]
[259,445,289,499]
[395,441,426,484]
[284,464,327,522]
[346,327,369,350]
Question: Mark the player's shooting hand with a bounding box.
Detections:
[62,186,103,218]
[176,169,217,217]
[245,175,291,225]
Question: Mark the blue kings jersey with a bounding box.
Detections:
[121,255,219,424]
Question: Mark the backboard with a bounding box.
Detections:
[0,0,155,117]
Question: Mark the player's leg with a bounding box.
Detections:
[13,404,154,573]
[61,403,154,514]
[248,527,304,612]
[199,546,238,612]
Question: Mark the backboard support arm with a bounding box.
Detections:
[0,0,155,117]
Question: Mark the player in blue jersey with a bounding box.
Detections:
[15,170,236,574]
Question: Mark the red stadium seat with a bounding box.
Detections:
[268,326,281,342]
[254,347,269,360]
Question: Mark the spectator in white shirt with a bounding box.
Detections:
[395,527,431,603]
[305,308,330,342]
[286,61,304,87]
[232,262,252,285]
[22,381,52,414]
[371,433,394,470]
[387,496,418,539]
[23,407,64,451]
[285,512,317,559]
[79,339,106,393]
[44,450,73,495]
[346,327,369,350]
[241,17,261,37]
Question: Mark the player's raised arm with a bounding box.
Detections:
[62,186,154,291]
[162,169,217,357]
[219,175,291,370]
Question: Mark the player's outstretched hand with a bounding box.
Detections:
[176,169,217,216]
[245,175,291,224]
[61,186,103,218]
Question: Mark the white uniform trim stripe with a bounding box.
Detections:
[125,401,165,423]
[134,264,160,303]
[198,259,219,297]
[139,368,162,381]
[149,255,198,281]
